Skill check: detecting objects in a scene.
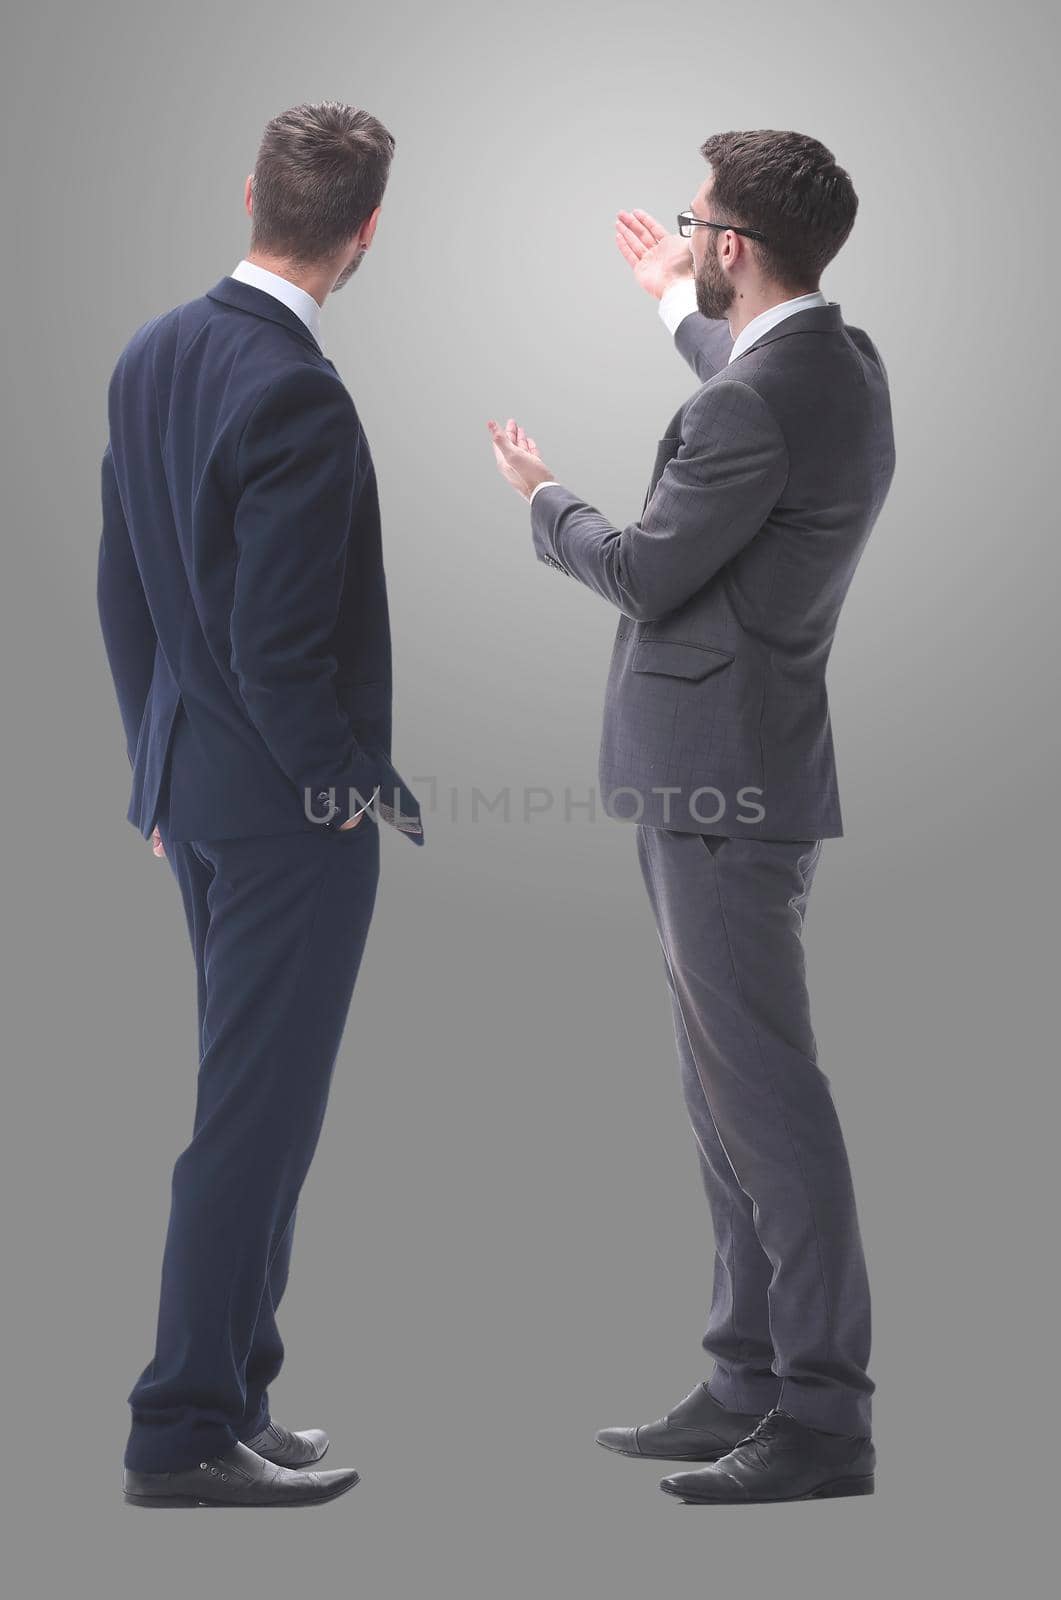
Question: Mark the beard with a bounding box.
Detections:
[695,241,735,320]
[331,246,366,293]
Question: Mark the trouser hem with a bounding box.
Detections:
[124,1422,239,1474]
[706,1369,782,1416]
[777,1379,873,1437]
[237,1403,272,1442]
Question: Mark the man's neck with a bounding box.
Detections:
[243,251,331,310]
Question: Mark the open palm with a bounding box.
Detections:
[615,209,694,301]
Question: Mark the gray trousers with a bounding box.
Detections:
[637,826,873,1437]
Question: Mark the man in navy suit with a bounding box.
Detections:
[98,102,422,1509]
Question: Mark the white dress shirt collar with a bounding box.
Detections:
[728,290,828,363]
[230,259,323,348]
[657,281,830,361]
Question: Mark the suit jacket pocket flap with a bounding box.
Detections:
[632,639,735,681]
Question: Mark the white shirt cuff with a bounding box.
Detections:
[658,279,699,336]
[346,784,380,824]
[529,480,561,505]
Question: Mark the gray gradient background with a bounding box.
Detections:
[1,0,1056,1594]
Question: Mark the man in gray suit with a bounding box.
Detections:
[489,130,895,1505]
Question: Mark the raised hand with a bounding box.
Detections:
[487,417,556,501]
[615,209,694,301]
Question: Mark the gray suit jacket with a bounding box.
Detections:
[530,303,895,838]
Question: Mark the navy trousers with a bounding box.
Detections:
[637,826,873,1437]
[124,813,380,1473]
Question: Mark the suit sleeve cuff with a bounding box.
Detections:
[529,479,561,506]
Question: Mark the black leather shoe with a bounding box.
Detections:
[659,1408,875,1503]
[240,1419,329,1467]
[596,1383,763,1461]
[123,1441,360,1508]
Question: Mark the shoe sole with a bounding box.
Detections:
[663,1473,875,1504]
[124,1471,360,1509]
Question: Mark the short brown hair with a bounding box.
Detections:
[700,130,857,290]
[250,101,395,264]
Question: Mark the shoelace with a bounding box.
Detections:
[730,1409,794,1460]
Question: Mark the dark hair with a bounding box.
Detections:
[699,130,857,290]
[249,101,395,263]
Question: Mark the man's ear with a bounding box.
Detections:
[359,205,382,250]
[244,174,253,217]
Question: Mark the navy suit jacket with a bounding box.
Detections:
[97,276,423,844]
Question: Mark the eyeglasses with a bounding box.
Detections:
[677,210,767,244]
